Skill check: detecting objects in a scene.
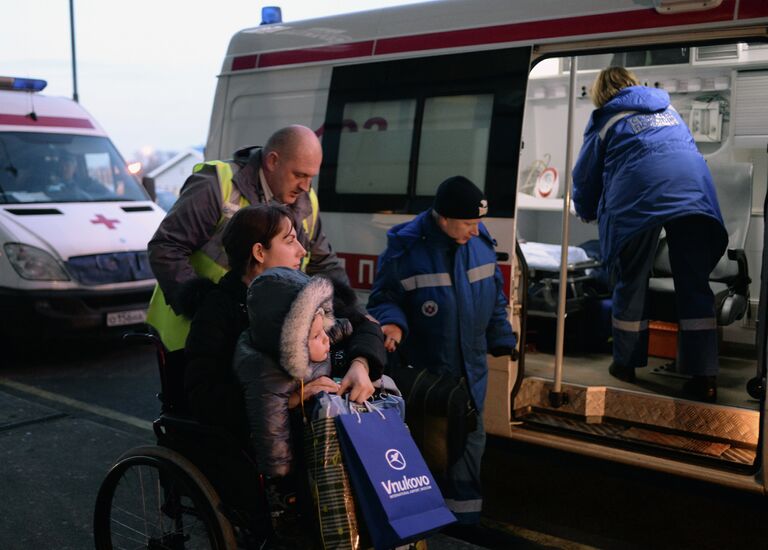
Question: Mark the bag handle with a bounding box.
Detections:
[361,400,387,422]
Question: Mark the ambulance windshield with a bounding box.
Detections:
[0,132,148,204]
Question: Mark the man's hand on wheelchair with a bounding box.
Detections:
[338,358,375,403]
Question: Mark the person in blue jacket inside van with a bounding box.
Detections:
[572,67,728,402]
[368,176,516,535]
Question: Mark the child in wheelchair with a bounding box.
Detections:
[233,266,384,548]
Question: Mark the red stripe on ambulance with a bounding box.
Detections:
[339,251,512,300]
[232,1,737,71]
[338,252,378,290]
[258,41,375,68]
[0,114,94,129]
[374,2,734,54]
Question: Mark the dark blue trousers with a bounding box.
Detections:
[612,216,720,376]
[443,415,485,524]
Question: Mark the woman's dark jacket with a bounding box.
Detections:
[181,270,249,433]
[180,268,385,442]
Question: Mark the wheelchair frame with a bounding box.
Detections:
[92,333,268,550]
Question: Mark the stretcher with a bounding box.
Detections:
[519,242,606,318]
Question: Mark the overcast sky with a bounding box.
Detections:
[1,0,434,159]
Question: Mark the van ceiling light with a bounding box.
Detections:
[654,0,723,14]
[261,6,282,25]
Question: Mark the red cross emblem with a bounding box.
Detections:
[90,214,120,230]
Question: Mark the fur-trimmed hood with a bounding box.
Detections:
[247,267,334,380]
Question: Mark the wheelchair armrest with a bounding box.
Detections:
[154,414,251,456]
[726,248,751,297]
[123,331,166,369]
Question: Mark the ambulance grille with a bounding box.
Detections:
[66,251,153,285]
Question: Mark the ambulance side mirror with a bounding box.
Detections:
[141,176,156,201]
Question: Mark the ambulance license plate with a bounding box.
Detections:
[106,309,147,327]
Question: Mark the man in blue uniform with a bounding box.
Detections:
[573,67,728,402]
[368,176,516,534]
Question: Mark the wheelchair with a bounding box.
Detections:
[92,333,269,550]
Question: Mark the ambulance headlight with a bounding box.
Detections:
[3,243,70,281]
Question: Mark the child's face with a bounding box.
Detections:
[308,313,330,362]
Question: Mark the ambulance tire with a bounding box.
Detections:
[93,445,236,550]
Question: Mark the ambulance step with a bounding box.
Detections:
[512,377,758,464]
[517,410,755,465]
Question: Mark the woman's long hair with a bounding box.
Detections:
[590,66,639,108]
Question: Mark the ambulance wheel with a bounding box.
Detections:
[93,445,236,550]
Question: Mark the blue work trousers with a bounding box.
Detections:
[443,415,485,525]
[612,215,720,376]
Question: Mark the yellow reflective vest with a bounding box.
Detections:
[146,160,318,351]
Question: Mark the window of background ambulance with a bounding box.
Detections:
[0,133,147,204]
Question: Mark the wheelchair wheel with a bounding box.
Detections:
[93,445,237,550]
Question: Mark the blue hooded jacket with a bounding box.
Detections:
[572,85,727,269]
[367,210,515,410]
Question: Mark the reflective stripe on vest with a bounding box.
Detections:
[598,110,638,141]
[597,107,678,141]
[400,273,452,291]
[301,188,319,271]
[467,263,496,284]
[147,160,248,351]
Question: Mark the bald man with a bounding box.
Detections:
[147,125,347,353]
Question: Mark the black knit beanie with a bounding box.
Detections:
[433,176,488,219]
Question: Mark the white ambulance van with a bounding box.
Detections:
[205,1,768,493]
[0,76,165,338]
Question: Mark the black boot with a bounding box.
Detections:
[609,362,636,383]
[682,375,717,403]
[264,476,313,549]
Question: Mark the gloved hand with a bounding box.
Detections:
[327,318,353,345]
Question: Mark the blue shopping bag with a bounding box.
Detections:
[336,407,455,549]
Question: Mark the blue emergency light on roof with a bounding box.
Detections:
[261,6,282,25]
[0,76,47,92]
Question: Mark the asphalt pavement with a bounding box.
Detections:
[0,387,151,549]
[0,375,539,550]
[4,338,767,549]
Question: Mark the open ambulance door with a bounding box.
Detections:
[505,29,768,493]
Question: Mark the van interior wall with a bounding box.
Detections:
[725,148,767,308]
[516,210,598,247]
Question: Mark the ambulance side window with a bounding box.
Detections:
[320,46,530,217]
[415,94,493,196]
[336,99,416,195]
